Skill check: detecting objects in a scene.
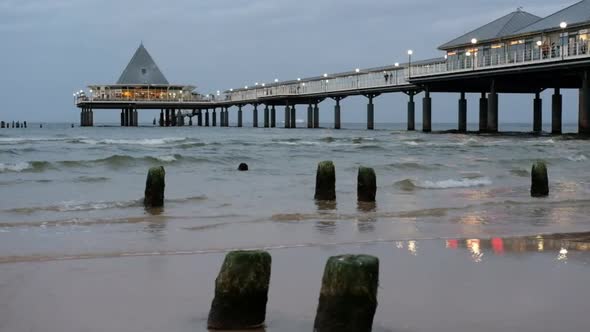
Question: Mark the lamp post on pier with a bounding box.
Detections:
[471,38,478,69]
[407,50,413,78]
[560,21,568,60]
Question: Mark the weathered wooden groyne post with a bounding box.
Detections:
[357,167,376,202]
[314,254,379,332]
[207,250,272,330]
[315,161,336,201]
[531,161,549,197]
[144,166,165,208]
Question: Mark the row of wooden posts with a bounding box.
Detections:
[140,160,549,331]
[0,121,27,128]
[143,159,549,210]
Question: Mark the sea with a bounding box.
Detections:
[1,122,589,331]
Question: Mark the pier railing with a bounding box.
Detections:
[410,39,590,77]
[225,67,411,103]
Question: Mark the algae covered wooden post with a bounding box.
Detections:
[208,250,272,330]
[315,161,336,201]
[357,166,376,202]
[531,161,549,197]
[314,254,379,332]
[143,166,165,208]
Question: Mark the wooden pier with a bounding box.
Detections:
[76,1,590,134]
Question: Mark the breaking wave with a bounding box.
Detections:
[70,137,190,146]
[3,195,207,214]
[0,161,52,173]
[395,177,492,190]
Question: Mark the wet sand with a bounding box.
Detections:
[1,235,589,332]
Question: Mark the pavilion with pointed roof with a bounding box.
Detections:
[87,43,195,106]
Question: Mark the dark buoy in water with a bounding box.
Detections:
[208,250,272,330]
[357,166,376,202]
[531,161,549,197]
[238,163,248,171]
[40,124,43,128]
[144,166,166,208]
[314,254,379,332]
[315,160,336,201]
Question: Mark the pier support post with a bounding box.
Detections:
[121,110,125,126]
[579,70,590,135]
[367,96,374,130]
[284,105,290,128]
[334,98,341,129]
[238,105,243,127]
[198,110,203,126]
[165,109,171,127]
[0,121,4,128]
[308,104,313,128]
[291,105,296,128]
[264,105,269,128]
[178,110,185,127]
[253,105,258,127]
[422,90,432,133]
[271,106,276,128]
[533,92,542,133]
[458,92,467,133]
[80,109,85,127]
[226,107,230,127]
[487,82,499,133]
[124,108,130,127]
[212,108,217,127]
[552,88,562,134]
[133,109,138,127]
[479,92,488,132]
[205,110,210,127]
[159,110,164,127]
[314,103,320,128]
[89,109,93,127]
[407,92,415,131]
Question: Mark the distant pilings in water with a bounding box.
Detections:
[1,121,29,128]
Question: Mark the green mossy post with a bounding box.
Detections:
[531,161,549,197]
[315,161,336,201]
[144,166,165,208]
[357,167,376,202]
[314,254,379,332]
[208,250,272,330]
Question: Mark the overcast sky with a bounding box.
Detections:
[0,0,582,125]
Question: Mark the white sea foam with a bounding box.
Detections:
[567,154,587,162]
[404,141,420,146]
[78,137,188,146]
[416,177,492,189]
[0,162,33,172]
[156,155,178,162]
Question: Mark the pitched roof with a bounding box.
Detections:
[116,43,169,85]
[515,0,590,35]
[439,10,541,50]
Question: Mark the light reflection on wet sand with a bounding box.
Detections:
[1,234,589,332]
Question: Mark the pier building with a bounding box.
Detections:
[76,0,590,134]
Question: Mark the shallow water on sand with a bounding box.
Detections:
[1,123,590,331]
